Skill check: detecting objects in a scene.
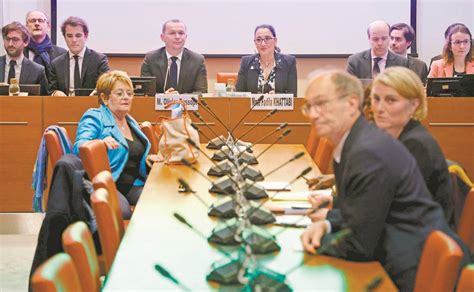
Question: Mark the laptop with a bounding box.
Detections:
[0,84,41,95]
[426,77,463,97]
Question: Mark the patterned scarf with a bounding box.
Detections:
[27,35,53,67]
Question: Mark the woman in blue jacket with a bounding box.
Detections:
[73,70,158,219]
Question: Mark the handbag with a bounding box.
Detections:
[156,100,200,164]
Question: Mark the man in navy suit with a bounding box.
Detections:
[300,70,468,291]
[1,21,48,95]
[49,16,109,96]
[347,20,408,79]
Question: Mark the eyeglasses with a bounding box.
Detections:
[254,37,275,44]
[3,37,22,43]
[27,18,47,24]
[301,95,348,116]
[111,90,133,99]
[451,40,471,46]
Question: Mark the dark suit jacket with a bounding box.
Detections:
[0,55,48,95]
[323,116,468,291]
[235,52,297,96]
[399,119,453,223]
[49,47,110,95]
[346,49,408,79]
[407,56,428,82]
[24,45,67,82]
[140,47,208,94]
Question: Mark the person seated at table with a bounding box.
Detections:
[370,66,454,224]
[236,24,297,96]
[73,70,159,219]
[300,69,469,291]
[429,23,474,77]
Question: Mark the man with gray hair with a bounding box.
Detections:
[141,19,208,94]
[300,70,468,291]
[347,20,408,78]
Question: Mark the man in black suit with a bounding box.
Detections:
[49,16,109,96]
[390,23,428,82]
[141,19,208,94]
[1,21,48,95]
[24,10,66,82]
[347,20,408,79]
[300,70,468,291]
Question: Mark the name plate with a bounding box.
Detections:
[155,94,199,110]
[250,94,294,110]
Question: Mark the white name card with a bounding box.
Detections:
[155,94,199,110]
[250,94,294,110]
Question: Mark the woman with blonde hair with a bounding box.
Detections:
[371,66,453,222]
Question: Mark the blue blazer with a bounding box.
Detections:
[73,105,151,186]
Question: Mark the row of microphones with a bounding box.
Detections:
[192,111,232,153]
[190,97,232,134]
[234,108,277,142]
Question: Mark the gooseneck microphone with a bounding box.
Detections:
[251,129,292,160]
[191,97,232,134]
[154,264,191,292]
[192,111,232,152]
[261,151,304,178]
[229,95,265,135]
[235,109,278,142]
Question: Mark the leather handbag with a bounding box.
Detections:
[156,100,200,164]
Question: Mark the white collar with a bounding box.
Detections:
[69,46,86,59]
[165,50,183,61]
[370,50,388,61]
[6,54,24,65]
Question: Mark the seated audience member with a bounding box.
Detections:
[429,23,474,77]
[371,67,454,223]
[428,23,464,72]
[24,10,67,82]
[347,20,408,79]
[390,23,428,82]
[1,21,48,94]
[49,16,110,96]
[141,19,208,94]
[300,70,469,291]
[236,24,297,96]
[73,71,159,219]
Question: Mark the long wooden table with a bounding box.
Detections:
[103,144,397,291]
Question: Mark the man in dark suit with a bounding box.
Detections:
[24,10,67,82]
[1,21,48,95]
[390,23,428,82]
[300,70,468,291]
[49,16,109,96]
[141,19,208,94]
[347,20,408,79]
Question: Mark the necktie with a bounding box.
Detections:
[8,60,16,83]
[372,57,382,77]
[73,55,81,90]
[168,56,178,90]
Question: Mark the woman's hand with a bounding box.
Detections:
[102,136,120,149]
[146,154,160,168]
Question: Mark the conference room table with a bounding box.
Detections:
[103,144,397,291]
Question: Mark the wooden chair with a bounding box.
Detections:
[457,264,474,292]
[414,230,464,292]
[305,126,320,158]
[31,253,82,292]
[216,72,238,85]
[79,140,111,180]
[313,137,333,174]
[62,221,101,292]
[140,121,159,155]
[45,127,70,168]
[458,189,474,253]
[91,187,122,273]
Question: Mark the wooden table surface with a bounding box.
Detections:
[101,144,397,291]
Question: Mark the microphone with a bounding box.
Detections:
[229,95,265,135]
[191,97,232,134]
[192,111,232,153]
[366,276,384,292]
[154,264,191,291]
[235,108,277,142]
[261,150,304,178]
[251,129,292,161]
[163,58,171,93]
[247,123,288,149]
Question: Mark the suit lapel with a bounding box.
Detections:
[19,59,32,84]
[63,54,70,92]
[444,63,453,77]
[158,49,168,91]
[80,48,91,87]
[248,55,260,92]
[102,106,128,148]
[363,50,372,78]
[178,49,188,93]
[0,56,5,82]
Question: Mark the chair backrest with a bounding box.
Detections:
[31,253,82,292]
[45,127,70,168]
[62,221,101,292]
[216,72,238,85]
[306,126,320,158]
[140,121,159,155]
[79,140,111,180]
[313,137,333,174]
[91,187,122,274]
[458,189,474,253]
[457,264,474,292]
[414,230,464,292]
[92,170,125,237]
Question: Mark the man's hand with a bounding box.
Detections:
[307,208,329,222]
[300,220,329,254]
[306,174,335,190]
[165,88,179,95]
[53,90,67,96]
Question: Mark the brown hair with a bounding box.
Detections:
[61,16,89,37]
[442,24,473,64]
[2,21,31,43]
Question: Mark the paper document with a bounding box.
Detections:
[272,189,332,201]
[274,215,312,227]
[256,182,291,191]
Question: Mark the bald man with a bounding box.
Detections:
[347,20,408,79]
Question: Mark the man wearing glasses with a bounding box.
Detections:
[1,21,48,95]
[141,19,208,94]
[347,20,408,79]
[24,10,67,82]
